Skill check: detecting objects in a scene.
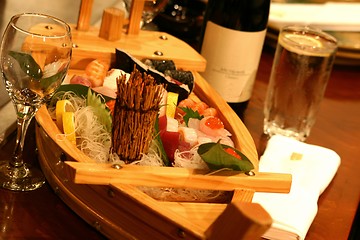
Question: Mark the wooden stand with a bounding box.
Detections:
[77,0,93,31]
[127,0,145,35]
[99,7,125,41]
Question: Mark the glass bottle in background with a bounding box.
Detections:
[153,0,207,47]
[199,0,270,119]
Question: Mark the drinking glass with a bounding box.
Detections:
[263,25,337,141]
[0,13,72,191]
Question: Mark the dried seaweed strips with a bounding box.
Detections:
[111,67,164,163]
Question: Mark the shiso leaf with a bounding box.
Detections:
[40,68,67,91]
[179,106,203,126]
[154,117,171,166]
[86,88,112,133]
[9,51,43,79]
[198,141,254,172]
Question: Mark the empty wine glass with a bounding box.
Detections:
[0,13,72,191]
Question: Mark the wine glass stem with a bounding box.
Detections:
[11,113,34,168]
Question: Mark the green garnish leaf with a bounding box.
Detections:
[86,88,112,133]
[154,117,170,166]
[179,106,203,126]
[40,68,67,91]
[198,141,254,172]
[9,51,43,79]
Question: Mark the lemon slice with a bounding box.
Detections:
[166,92,179,118]
[62,111,76,144]
[56,100,75,132]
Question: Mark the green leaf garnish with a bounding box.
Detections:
[40,68,67,91]
[154,117,170,166]
[198,141,254,172]
[9,51,43,79]
[86,88,112,133]
[179,106,203,126]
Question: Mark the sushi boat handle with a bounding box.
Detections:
[64,161,291,193]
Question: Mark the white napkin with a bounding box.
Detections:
[252,135,341,240]
[269,2,360,32]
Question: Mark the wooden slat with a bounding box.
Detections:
[64,161,292,193]
[23,24,206,72]
[70,26,206,71]
[160,202,227,230]
[77,0,94,31]
[110,183,206,239]
[232,188,255,202]
[127,0,145,35]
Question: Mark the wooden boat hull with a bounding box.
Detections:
[36,127,209,239]
[34,26,291,238]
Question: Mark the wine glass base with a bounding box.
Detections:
[0,161,45,191]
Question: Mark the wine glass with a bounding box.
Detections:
[0,13,72,191]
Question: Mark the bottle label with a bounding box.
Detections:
[200,21,266,102]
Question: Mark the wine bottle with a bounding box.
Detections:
[199,0,270,118]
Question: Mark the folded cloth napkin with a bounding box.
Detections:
[252,135,341,240]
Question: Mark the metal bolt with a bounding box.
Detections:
[108,188,115,198]
[93,221,101,231]
[44,25,53,30]
[159,35,168,40]
[245,171,255,176]
[54,186,60,195]
[177,228,186,238]
[154,51,163,56]
[112,163,122,170]
[59,152,67,162]
[72,43,79,48]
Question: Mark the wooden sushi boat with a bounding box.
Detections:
[34,1,292,239]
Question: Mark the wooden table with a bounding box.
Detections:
[0,47,359,240]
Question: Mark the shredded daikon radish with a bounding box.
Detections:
[75,105,111,163]
[132,141,165,167]
[49,92,111,163]
[173,146,209,170]
[138,186,230,203]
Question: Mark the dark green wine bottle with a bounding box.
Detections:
[199,0,270,119]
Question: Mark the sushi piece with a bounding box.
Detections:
[115,49,194,102]
[143,59,176,73]
[164,69,194,91]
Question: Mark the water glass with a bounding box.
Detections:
[263,25,337,141]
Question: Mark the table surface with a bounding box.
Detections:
[0,47,359,240]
